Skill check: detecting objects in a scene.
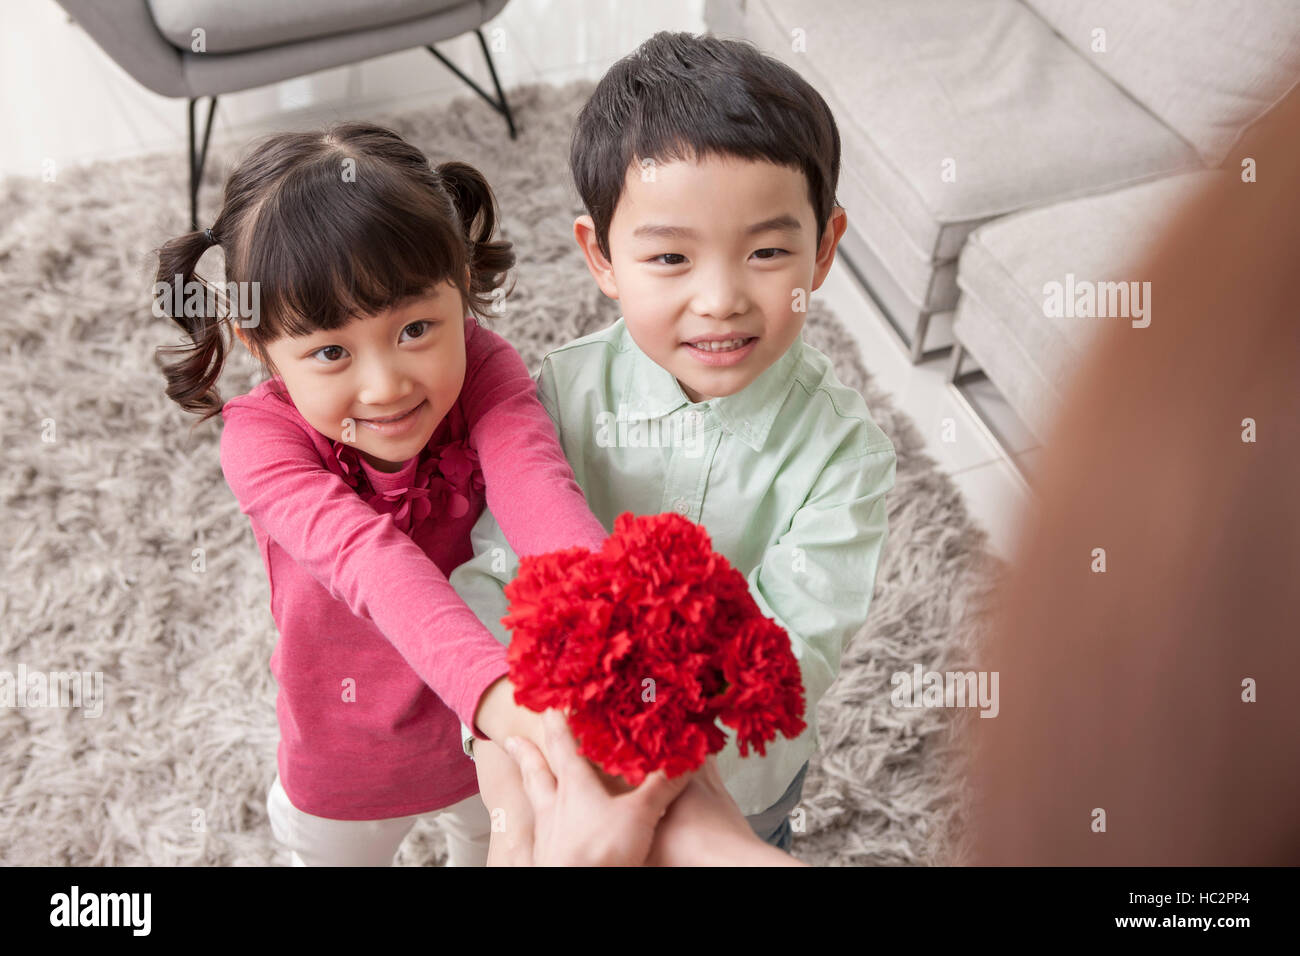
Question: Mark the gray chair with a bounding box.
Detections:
[55,0,515,227]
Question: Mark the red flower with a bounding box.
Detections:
[503,512,807,785]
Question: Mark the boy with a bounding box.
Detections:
[450,31,896,862]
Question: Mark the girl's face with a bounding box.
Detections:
[249,281,468,472]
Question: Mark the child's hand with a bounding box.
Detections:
[503,710,691,866]
[473,676,548,751]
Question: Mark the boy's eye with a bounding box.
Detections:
[752,248,788,260]
[650,253,687,266]
[401,320,437,341]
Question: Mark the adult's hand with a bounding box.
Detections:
[645,754,805,866]
[503,709,691,866]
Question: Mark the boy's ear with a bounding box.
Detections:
[574,215,620,300]
[810,206,849,293]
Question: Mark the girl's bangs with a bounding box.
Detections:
[243,168,464,339]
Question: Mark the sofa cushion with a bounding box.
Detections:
[1026,0,1300,167]
[147,0,469,54]
[954,170,1223,441]
[732,0,1203,319]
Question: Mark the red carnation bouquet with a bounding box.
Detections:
[501,511,806,786]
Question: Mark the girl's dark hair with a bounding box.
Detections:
[153,122,514,424]
[570,31,842,260]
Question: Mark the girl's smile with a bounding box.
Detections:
[356,398,428,436]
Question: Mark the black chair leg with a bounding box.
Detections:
[188,95,219,230]
[426,29,517,139]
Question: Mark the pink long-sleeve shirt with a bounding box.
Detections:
[219,315,607,820]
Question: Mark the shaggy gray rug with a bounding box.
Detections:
[0,81,999,866]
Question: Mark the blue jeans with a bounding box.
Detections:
[743,761,808,853]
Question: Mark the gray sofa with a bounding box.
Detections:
[705,0,1300,444]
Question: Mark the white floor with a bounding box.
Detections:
[7,0,1033,561]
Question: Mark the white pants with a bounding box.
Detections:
[266,774,492,866]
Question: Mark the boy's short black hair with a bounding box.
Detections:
[570,31,841,259]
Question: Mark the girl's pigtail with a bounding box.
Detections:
[436,161,515,314]
[153,229,230,425]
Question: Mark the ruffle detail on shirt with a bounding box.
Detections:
[326,437,486,536]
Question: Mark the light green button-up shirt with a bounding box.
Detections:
[449,316,896,816]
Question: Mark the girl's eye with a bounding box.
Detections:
[308,321,438,364]
[311,345,347,364]
[650,253,687,266]
[752,248,788,260]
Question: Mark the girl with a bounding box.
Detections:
[154,122,607,866]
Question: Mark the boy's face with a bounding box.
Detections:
[241,283,467,472]
[575,154,846,403]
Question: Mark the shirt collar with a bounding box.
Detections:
[620,320,804,452]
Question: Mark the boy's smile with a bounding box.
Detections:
[575,154,846,404]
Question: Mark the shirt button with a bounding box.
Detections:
[672,498,690,515]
